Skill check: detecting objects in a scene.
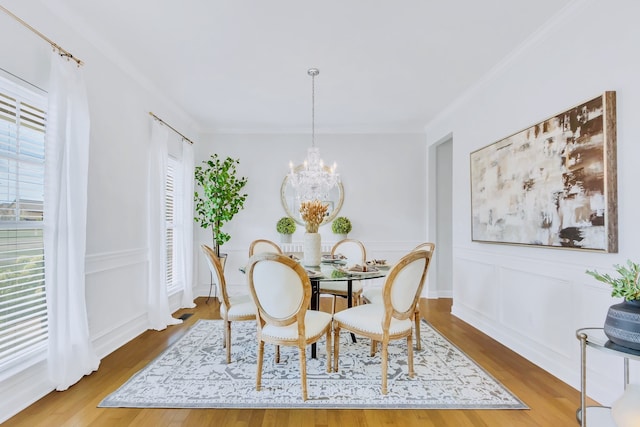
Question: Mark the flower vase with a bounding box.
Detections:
[303,232,321,267]
[604,299,640,350]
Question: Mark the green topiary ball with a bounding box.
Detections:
[331,216,352,234]
[276,217,296,234]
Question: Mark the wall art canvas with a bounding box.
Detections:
[470,92,617,252]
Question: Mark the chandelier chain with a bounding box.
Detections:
[311,70,315,148]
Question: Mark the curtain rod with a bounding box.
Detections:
[0,5,83,66]
[149,112,194,145]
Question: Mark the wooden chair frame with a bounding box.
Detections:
[333,249,431,394]
[319,238,367,313]
[201,244,256,364]
[248,239,283,257]
[247,252,332,401]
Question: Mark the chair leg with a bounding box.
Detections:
[225,320,231,364]
[408,334,415,378]
[333,325,340,373]
[256,341,264,391]
[275,345,280,363]
[299,345,308,401]
[381,341,388,395]
[325,328,332,373]
[370,339,377,356]
[414,309,422,351]
[331,295,337,315]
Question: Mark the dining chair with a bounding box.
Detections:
[319,239,367,314]
[333,249,432,395]
[247,238,285,362]
[201,244,256,364]
[249,239,283,257]
[362,242,435,350]
[246,252,332,401]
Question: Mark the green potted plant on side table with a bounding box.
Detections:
[331,216,352,241]
[586,260,640,350]
[194,154,248,265]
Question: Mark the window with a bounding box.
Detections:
[165,157,179,294]
[0,75,47,374]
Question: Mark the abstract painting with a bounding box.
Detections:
[470,92,617,252]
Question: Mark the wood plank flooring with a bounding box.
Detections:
[4,298,584,426]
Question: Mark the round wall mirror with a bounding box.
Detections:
[280,166,344,227]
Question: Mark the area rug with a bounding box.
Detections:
[99,319,527,409]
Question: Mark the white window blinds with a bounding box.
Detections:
[0,76,47,373]
[165,157,178,294]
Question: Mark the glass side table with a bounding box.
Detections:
[576,327,640,426]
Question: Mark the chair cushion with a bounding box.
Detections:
[261,311,332,342]
[333,304,412,336]
[221,294,256,319]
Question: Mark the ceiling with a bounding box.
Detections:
[52,0,573,133]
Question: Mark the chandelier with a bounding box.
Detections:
[288,68,339,203]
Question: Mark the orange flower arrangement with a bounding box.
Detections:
[299,199,328,233]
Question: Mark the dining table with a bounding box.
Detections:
[294,255,389,358]
[240,254,389,358]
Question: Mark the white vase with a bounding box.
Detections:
[303,232,321,266]
[612,383,640,427]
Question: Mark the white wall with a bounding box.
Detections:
[425,0,640,405]
[0,1,198,422]
[193,133,428,295]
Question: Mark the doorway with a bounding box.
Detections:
[428,135,453,297]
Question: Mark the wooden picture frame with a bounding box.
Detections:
[470,92,617,252]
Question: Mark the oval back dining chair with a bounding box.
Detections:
[246,252,332,401]
[201,244,256,364]
[319,239,367,314]
[362,242,435,350]
[332,249,432,395]
[248,239,283,257]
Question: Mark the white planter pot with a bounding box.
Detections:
[280,233,292,243]
[303,232,321,267]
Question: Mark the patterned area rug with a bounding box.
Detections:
[99,319,527,409]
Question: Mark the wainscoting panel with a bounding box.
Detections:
[500,267,573,359]
[453,257,500,321]
[85,247,147,275]
[85,248,149,358]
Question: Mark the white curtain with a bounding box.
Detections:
[44,51,100,390]
[147,120,182,330]
[177,139,196,308]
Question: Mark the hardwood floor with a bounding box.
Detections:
[4,297,583,426]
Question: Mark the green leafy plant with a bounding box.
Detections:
[331,216,352,234]
[276,217,296,235]
[586,260,640,301]
[194,154,248,257]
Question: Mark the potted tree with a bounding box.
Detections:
[276,216,296,243]
[587,260,640,350]
[331,216,352,241]
[194,154,248,259]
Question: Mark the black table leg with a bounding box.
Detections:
[347,279,357,343]
[310,278,319,358]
